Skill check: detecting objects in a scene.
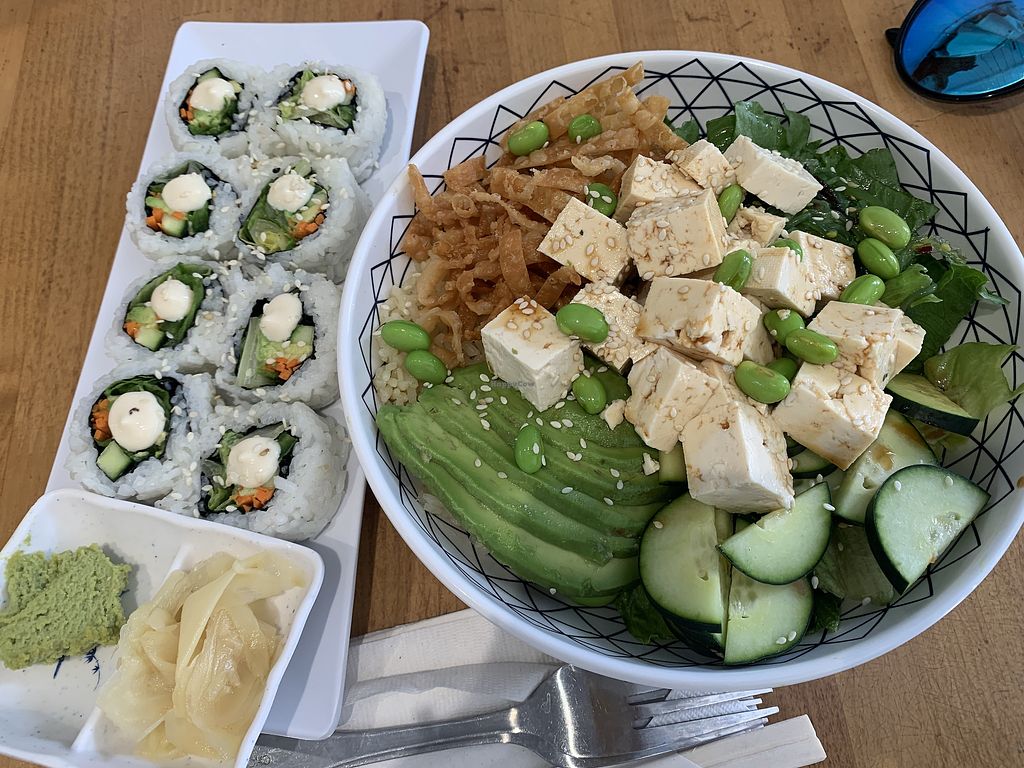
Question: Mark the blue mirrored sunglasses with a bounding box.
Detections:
[888,0,1024,101]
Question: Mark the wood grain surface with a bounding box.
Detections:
[2,1,1022,766]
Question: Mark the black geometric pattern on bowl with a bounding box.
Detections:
[356,59,1023,667]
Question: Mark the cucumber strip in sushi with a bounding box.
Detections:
[126,151,243,261]
[235,155,370,280]
[157,402,348,542]
[164,59,257,159]
[196,263,341,409]
[66,365,214,502]
[249,62,386,183]
[105,260,225,372]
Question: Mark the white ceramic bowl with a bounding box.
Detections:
[339,52,1024,689]
[0,489,324,768]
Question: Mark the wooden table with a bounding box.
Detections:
[2,1,1023,765]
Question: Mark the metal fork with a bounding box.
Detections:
[249,665,776,768]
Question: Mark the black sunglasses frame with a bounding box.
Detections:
[887,0,1024,102]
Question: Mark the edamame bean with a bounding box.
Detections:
[762,309,805,345]
[556,303,609,342]
[766,356,800,382]
[735,361,792,404]
[713,248,753,291]
[572,373,608,415]
[856,238,901,280]
[585,183,618,217]
[567,114,602,143]
[785,328,839,365]
[514,424,544,474]
[717,184,744,223]
[859,206,911,249]
[773,237,804,258]
[403,349,448,384]
[840,274,886,305]
[507,120,549,156]
[379,319,431,352]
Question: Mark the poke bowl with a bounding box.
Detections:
[338,51,1024,689]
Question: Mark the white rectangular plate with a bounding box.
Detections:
[44,19,430,740]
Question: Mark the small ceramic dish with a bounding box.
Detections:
[0,488,324,768]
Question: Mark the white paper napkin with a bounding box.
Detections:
[332,609,826,768]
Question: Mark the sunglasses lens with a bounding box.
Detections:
[898,0,1024,98]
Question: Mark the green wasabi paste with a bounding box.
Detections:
[0,545,131,670]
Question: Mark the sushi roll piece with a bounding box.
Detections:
[158,402,347,542]
[106,259,225,372]
[164,59,257,159]
[196,263,341,409]
[65,366,215,502]
[126,151,243,261]
[235,155,370,281]
[249,62,386,182]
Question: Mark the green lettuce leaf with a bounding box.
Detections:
[881,264,936,309]
[906,263,991,362]
[614,583,674,644]
[674,119,701,145]
[808,590,843,634]
[923,342,1024,420]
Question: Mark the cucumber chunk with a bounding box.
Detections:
[833,410,936,524]
[790,448,835,479]
[724,572,812,664]
[159,214,188,238]
[641,495,728,633]
[814,523,896,606]
[718,483,832,584]
[865,464,989,593]
[97,442,132,481]
[658,444,687,483]
[886,373,979,435]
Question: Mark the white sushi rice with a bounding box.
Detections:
[164,58,258,159]
[233,154,370,281]
[105,258,227,373]
[195,262,341,409]
[126,149,244,261]
[248,62,386,183]
[158,401,348,541]
[66,366,216,502]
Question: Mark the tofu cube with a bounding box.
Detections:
[728,205,787,247]
[791,231,856,302]
[637,277,762,366]
[742,295,776,365]
[742,246,817,317]
[892,314,926,374]
[539,197,630,283]
[569,283,657,372]
[682,399,794,513]
[773,364,892,470]
[808,301,902,387]
[625,347,719,451]
[481,297,583,411]
[615,155,702,222]
[626,190,729,279]
[725,135,822,214]
[700,359,769,415]
[668,139,736,194]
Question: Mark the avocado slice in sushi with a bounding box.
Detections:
[90,375,176,481]
[179,67,243,137]
[122,263,210,352]
[277,69,358,132]
[238,160,329,255]
[199,423,299,515]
